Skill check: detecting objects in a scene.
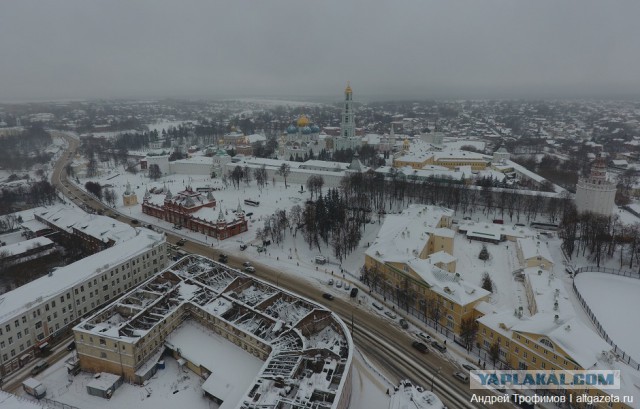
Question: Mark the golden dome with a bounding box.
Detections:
[296,114,310,127]
[345,81,352,94]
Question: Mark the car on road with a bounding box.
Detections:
[453,371,469,383]
[131,219,139,224]
[31,360,49,376]
[66,341,76,351]
[176,239,187,246]
[242,261,252,267]
[431,340,447,353]
[244,266,256,273]
[412,341,429,353]
[418,332,431,341]
[384,311,397,319]
[349,288,359,298]
[322,293,334,300]
[218,254,228,263]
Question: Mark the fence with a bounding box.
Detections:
[39,397,80,409]
[574,265,640,280]
[572,278,640,371]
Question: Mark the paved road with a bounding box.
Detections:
[47,132,513,409]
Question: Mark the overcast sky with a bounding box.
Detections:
[1,1,639,102]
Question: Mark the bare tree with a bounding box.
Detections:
[277,163,291,188]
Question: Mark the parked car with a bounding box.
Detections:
[328,279,334,286]
[412,341,429,353]
[244,266,256,273]
[453,371,469,383]
[322,293,334,301]
[385,311,397,319]
[240,244,248,251]
[399,318,409,329]
[462,363,477,372]
[173,224,182,230]
[66,341,76,351]
[372,302,383,311]
[350,288,359,298]
[30,360,49,376]
[314,255,327,264]
[336,281,342,288]
[431,340,447,353]
[418,332,431,341]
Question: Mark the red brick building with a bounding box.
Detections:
[142,186,247,240]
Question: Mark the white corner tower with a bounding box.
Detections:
[575,156,616,216]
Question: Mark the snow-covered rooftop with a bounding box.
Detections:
[517,238,553,264]
[75,255,353,409]
[0,237,54,258]
[0,229,164,321]
[36,205,137,244]
[366,204,454,264]
[407,258,490,306]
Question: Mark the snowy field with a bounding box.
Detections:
[574,272,640,363]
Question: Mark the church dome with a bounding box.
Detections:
[302,126,312,134]
[310,125,320,133]
[286,124,298,134]
[296,115,310,127]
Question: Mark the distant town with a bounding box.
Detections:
[1,87,639,409]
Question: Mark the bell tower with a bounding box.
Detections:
[340,82,355,138]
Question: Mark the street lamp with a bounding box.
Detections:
[431,366,441,391]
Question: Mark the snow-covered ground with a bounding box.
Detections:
[22,346,392,409]
[453,235,526,313]
[574,272,640,363]
[18,354,210,409]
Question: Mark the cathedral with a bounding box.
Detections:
[278,114,322,160]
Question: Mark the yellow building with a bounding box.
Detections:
[363,205,490,334]
[393,153,433,169]
[475,269,634,409]
[516,238,554,270]
[427,151,489,171]
[393,150,489,171]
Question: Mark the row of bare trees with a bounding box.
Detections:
[560,208,640,270]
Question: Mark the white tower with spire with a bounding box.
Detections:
[335,82,361,151]
[340,82,355,138]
